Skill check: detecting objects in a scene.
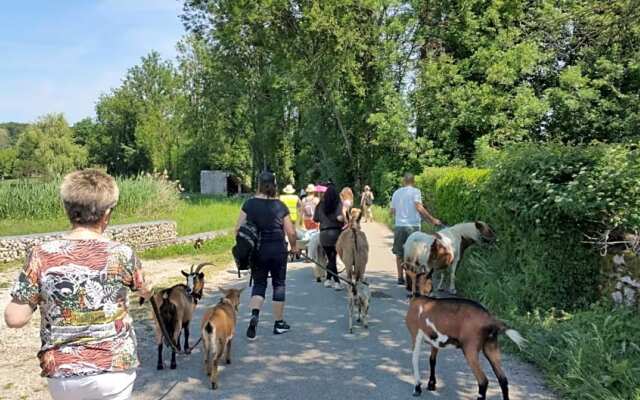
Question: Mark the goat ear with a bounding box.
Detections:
[475,221,483,231]
[198,272,204,279]
[181,270,189,277]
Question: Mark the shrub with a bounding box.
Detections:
[416,167,490,224]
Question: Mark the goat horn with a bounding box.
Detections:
[195,262,214,274]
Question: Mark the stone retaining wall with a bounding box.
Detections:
[0,221,177,263]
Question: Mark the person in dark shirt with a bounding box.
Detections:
[235,171,298,339]
[313,183,345,290]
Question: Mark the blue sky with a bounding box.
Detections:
[0,0,184,123]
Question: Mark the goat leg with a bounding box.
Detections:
[448,261,459,294]
[225,338,232,365]
[348,298,354,334]
[463,345,488,400]
[412,330,424,396]
[427,347,438,391]
[156,343,164,370]
[183,321,190,354]
[483,340,509,400]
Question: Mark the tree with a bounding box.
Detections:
[95,51,184,177]
[13,114,87,178]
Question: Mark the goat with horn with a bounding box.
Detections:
[141,262,211,370]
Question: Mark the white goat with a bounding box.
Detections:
[435,222,495,293]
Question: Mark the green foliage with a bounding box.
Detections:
[462,255,640,400]
[414,0,640,162]
[0,147,17,178]
[12,114,87,178]
[415,167,489,224]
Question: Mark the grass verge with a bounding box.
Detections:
[139,235,234,261]
[0,194,241,237]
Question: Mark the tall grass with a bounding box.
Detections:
[0,175,179,221]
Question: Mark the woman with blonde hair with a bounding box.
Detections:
[340,187,354,223]
[4,169,151,400]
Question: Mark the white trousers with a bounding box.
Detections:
[48,370,136,400]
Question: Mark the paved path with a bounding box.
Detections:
[132,222,556,400]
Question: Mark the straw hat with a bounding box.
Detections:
[305,184,316,193]
[283,184,296,194]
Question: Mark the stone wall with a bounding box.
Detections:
[0,221,177,263]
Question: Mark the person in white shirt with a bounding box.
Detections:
[390,173,442,289]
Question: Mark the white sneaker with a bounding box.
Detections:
[333,281,342,291]
[323,280,332,288]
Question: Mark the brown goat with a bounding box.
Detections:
[336,208,369,283]
[406,271,526,399]
[144,263,210,370]
[201,287,244,390]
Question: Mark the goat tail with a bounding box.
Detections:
[504,329,527,350]
[494,320,527,350]
[204,322,217,358]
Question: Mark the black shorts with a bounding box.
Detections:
[392,226,420,257]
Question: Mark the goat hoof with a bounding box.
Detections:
[185,349,192,355]
[156,364,164,370]
[316,278,321,283]
[413,384,422,397]
[356,317,362,323]
[226,359,231,365]
[211,382,218,390]
[170,363,177,370]
[427,381,436,391]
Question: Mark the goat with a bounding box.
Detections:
[307,231,327,282]
[201,287,244,390]
[402,232,455,295]
[143,262,210,370]
[336,208,369,283]
[406,271,525,399]
[346,280,370,333]
[436,221,496,293]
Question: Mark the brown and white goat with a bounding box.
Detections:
[402,231,455,295]
[406,271,525,399]
[436,221,496,293]
[201,287,244,390]
[143,262,210,370]
[336,208,369,283]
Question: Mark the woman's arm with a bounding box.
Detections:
[235,210,247,234]
[4,301,34,328]
[283,216,298,252]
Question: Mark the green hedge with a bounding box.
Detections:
[417,143,640,399]
[416,167,490,225]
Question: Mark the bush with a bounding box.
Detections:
[416,167,490,224]
[416,143,640,399]
[0,174,180,221]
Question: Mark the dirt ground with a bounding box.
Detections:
[0,257,232,400]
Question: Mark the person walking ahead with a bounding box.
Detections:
[279,184,301,226]
[4,169,151,400]
[236,172,298,340]
[313,184,344,290]
[391,173,442,289]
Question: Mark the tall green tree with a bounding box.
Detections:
[13,114,87,178]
